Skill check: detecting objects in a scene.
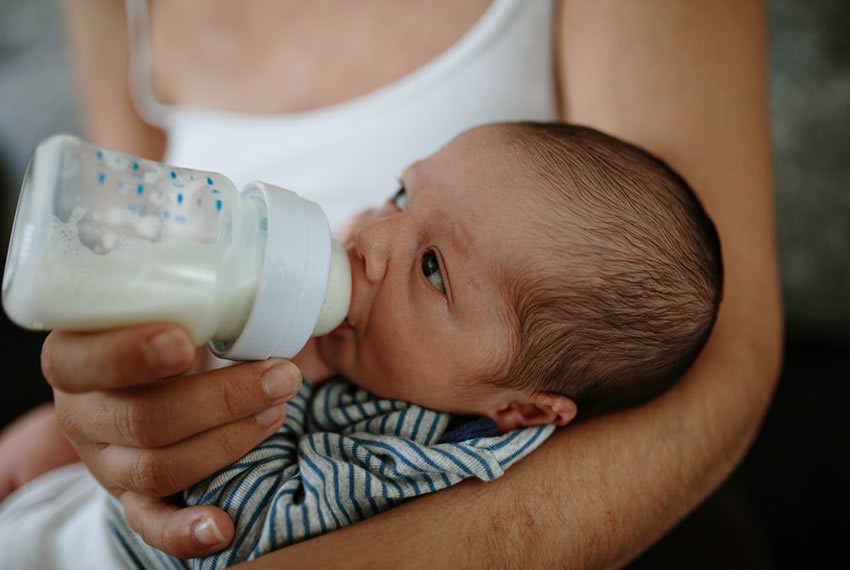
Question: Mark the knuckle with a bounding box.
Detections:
[202,425,247,469]
[119,400,159,448]
[215,418,260,462]
[218,360,269,419]
[214,432,243,462]
[129,452,177,498]
[51,401,81,441]
[128,453,159,496]
[220,377,248,420]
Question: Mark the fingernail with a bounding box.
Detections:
[147,330,194,371]
[192,517,225,546]
[261,362,300,400]
[254,405,285,426]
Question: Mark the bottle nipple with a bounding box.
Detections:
[313,239,352,335]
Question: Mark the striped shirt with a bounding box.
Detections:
[108,378,554,569]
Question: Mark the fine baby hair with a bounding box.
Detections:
[489,122,723,418]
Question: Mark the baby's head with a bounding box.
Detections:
[316,122,722,430]
[488,122,722,420]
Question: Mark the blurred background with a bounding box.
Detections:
[1,1,847,567]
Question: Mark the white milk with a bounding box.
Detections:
[4,209,259,345]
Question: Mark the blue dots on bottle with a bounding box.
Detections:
[96,150,103,160]
[137,184,144,196]
[216,199,222,212]
[162,210,170,220]
[177,193,183,204]
[170,170,184,188]
[207,177,213,186]
[133,162,139,171]
[97,172,106,184]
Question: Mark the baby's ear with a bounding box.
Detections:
[491,393,577,433]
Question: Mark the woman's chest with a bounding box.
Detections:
[148,0,492,113]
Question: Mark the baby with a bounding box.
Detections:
[0,122,722,569]
[300,119,722,424]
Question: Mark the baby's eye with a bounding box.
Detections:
[390,184,407,211]
[422,251,445,293]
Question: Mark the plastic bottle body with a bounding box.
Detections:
[2,135,350,359]
[1,135,265,345]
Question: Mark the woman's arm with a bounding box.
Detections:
[232,1,782,567]
[63,0,165,158]
[0,404,80,502]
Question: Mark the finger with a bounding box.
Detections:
[42,324,196,393]
[119,492,234,558]
[55,359,300,449]
[98,406,287,498]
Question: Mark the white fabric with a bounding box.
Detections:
[0,463,127,569]
[126,0,560,230]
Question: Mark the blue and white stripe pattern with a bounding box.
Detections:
[109,378,554,569]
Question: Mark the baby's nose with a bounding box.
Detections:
[353,219,392,284]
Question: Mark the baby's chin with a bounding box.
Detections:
[314,344,393,399]
[314,332,360,381]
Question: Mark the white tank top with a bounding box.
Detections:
[126,0,559,230]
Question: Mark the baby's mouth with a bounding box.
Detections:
[334,317,354,333]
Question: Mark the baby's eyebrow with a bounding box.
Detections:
[446,216,472,260]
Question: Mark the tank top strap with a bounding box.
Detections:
[125,0,171,128]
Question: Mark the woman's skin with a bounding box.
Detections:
[35,0,782,567]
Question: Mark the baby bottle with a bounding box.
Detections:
[1,134,351,360]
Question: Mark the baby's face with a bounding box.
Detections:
[315,126,542,417]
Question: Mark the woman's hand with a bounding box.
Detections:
[41,323,302,558]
